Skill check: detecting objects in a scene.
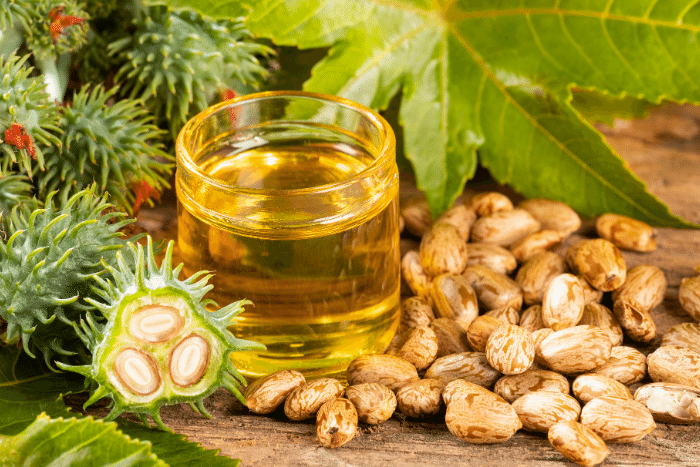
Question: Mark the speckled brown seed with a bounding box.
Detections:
[494,369,570,403]
[442,379,507,406]
[396,378,444,418]
[465,243,518,275]
[548,421,609,467]
[399,296,435,332]
[470,192,514,217]
[462,264,523,312]
[485,325,535,375]
[572,374,633,404]
[316,398,358,448]
[420,222,469,277]
[401,250,431,296]
[541,273,585,331]
[429,274,479,330]
[612,264,666,343]
[424,352,501,388]
[345,383,396,425]
[466,315,503,352]
[346,354,419,392]
[593,346,647,385]
[566,239,626,292]
[512,391,581,433]
[484,306,520,325]
[284,378,345,421]
[596,213,657,252]
[518,199,581,235]
[401,196,432,237]
[396,325,439,370]
[510,230,568,263]
[437,203,476,241]
[661,322,700,354]
[679,275,700,322]
[578,303,623,347]
[445,395,522,444]
[580,396,656,443]
[515,252,568,306]
[519,305,545,333]
[647,346,700,389]
[470,208,541,246]
[244,370,306,414]
[430,318,472,357]
[537,326,612,375]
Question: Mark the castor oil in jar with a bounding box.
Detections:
[176,92,400,378]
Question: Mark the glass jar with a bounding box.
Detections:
[176,91,400,378]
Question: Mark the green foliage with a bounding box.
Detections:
[59,238,263,430]
[0,170,33,220]
[0,0,32,30]
[168,0,700,227]
[570,90,656,126]
[0,346,84,436]
[0,54,61,175]
[0,414,168,467]
[24,0,90,61]
[109,5,272,138]
[0,187,133,367]
[36,85,173,213]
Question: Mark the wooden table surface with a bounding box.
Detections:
[69,102,700,466]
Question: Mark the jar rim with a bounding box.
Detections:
[175,90,396,196]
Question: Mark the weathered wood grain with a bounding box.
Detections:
[66,103,700,467]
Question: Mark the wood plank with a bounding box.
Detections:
[66,102,700,466]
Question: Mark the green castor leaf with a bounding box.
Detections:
[36,84,173,213]
[24,0,90,62]
[109,5,271,138]
[0,186,135,367]
[59,237,264,431]
[0,54,61,175]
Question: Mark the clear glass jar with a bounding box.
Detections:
[176,91,400,378]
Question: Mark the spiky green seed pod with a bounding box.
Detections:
[35,84,173,213]
[109,5,271,138]
[0,0,33,30]
[24,0,89,62]
[58,238,264,431]
[0,55,61,175]
[0,186,134,366]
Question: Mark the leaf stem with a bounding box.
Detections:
[37,53,71,103]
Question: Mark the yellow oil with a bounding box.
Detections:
[177,142,400,379]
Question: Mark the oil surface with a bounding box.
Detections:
[178,142,400,378]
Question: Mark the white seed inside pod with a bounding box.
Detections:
[129,305,184,343]
[170,335,210,387]
[114,348,161,395]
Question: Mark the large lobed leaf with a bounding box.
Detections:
[159,0,700,227]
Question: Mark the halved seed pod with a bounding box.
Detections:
[541,274,585,331]
[470,208,541,246]
[465,243,518,276]
[647,346,700,389]
[170,335,210,388]
[114,348,161,396]
[519,305,545,333]
[661,322,700,354]
[129,305,184,343]
[445,394,522,444]
[401,250,431,296]
[401,196,432,237]
[437,203,476,241]
[469,192,514,216]
[399,296,435,331]
[442,379,506,406]
[494,369,570,403]
[396,379,444,418]
[244,370,306,414]
[679,275,700,322]
[512,391,581,433]
[345,383,396,425]
[515,252,568,306]
[510,230,567,263]
[284,378,345,421]
[396,325,439,370]
[548,421,609,467]
[572,374,632,404]
[518,199,581,235]
[466,315,503,352]
[425,352,501,388]
[429,274,478,329]
[537,326,612,375]
[593,346,647,385]
[316,398,358,448]
[634,382,700,424]
[486,325,535,375]
[566,239,626,291]
[596,213,657,252]
[578,303,623,347]
[430,318,472,357]
[462,265,523,311]
[580,396,656,443]
[420,222,469,277]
